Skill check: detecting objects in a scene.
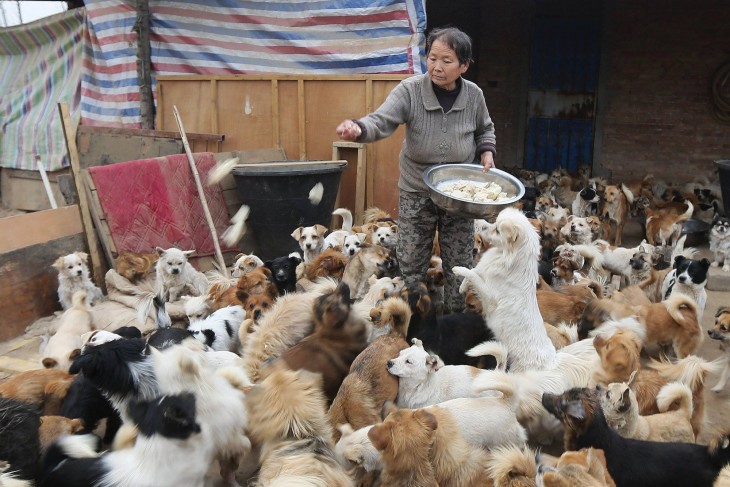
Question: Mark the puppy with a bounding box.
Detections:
[154,247,207,302]
[42,393,207,487]
[369,221,398,249]
[541,387,728,487]
[551,256,583,286]
[368,406,439,487]
[291,224,328,263]
[708,306,730,392]
[235,266,278,301]
[487,445,538,487]
[187,305,244,352]
[599,378,694,443]
[240,292,274,322]
[327,301,410,438]
[341,244,397,300]
[265,254,301,294]
[42,290,94,371]
[0,369,74,415]
[601,184,634,246]
[538,448,615,487]
[0,398,41,481]
[343,232,367,257]
[277,283,368,403]
[231,252,263,278]
[246,367,352,487]
[114,251,158,283]
[661,255,710,319]
[304,248,348,282]
[711,215,730,272]
[53,252,103,310]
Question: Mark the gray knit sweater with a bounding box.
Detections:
[356,73,496,193]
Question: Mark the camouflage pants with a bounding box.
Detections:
[396,191,474,313]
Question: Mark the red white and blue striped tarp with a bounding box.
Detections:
[1,0,426,170]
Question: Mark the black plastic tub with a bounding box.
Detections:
[716,160,730,216]
[232,161,347,260]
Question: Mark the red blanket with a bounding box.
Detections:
[88,152,237,257]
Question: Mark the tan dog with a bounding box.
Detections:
[291,224,328,263]
[368,407,439,487]
[231,252,263,278]
[114,250,158,283]
[636,294,702,358]
[487,445,538,487]
[645,201,693,246]
[537,287,589,325]
[327,298,410,440]
[341,244,396,300]
[277,283,368,403]
[38,416,85,451]
[305,248,349,281]
[539,448,615,487]
[707,306,730,392]
[544,322,579,349]
[0,369,75,415]
[600,377,694,443]
[246,366,352,486]
[42,290,94,371]
[601,184,634,246]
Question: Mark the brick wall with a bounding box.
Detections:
[471,0,730,183]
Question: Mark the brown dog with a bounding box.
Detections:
[39,416,85,451]
[645,202,693,246]
[277,283,368,403]
[636,295,702,358]
[540,448,616,487]
[368,406,439,487]
[341,244,396,300]
[0,369,75,415]
[114,250,158,283]
[239,291,275,322]
[305,248,348,281]
[537,288,589,326]
[487,445,539,487]
[708,306,730,392]
[601,184,633,246]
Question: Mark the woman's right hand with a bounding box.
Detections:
[336,120,362,141]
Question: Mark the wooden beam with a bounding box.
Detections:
[365,79,374,209]
[134,0,154,129]
[210,79,219,135]
[297,79,306,159]
[76,125,224,142]
[58,102,105,287]
[271,79,280,148]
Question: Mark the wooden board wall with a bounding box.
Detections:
[156,75,410,217]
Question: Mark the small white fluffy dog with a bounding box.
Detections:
[291,224,327,263]
[454,207,557,372]
[183,295,212,323]
[53,252,103,310]
[231,253,264,278]
[155,247,208,302]
[343,233,367,257]
[42,290,94,371]
[371,223,397,249]
[323,208,354,250]
[711,216,730,272]
[187,305,245,352]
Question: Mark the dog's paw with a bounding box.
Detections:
[452,266,471,278]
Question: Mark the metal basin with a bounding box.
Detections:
[423,164,525,221]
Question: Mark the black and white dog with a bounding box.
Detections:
[662,255,710,319]
[711,215,730,273]
[42,393,207,487]
[187,305,244,352]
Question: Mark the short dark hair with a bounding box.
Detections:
[427,27,473,66]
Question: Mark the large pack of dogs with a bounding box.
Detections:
[2,164,730,487]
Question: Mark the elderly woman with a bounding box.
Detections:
[337,26,497,313]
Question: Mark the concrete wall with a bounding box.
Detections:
[470,0,730,182]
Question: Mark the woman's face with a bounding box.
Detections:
[427,39,469,91]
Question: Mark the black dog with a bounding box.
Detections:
[542,387,730,487]
[265,254,301,294]
[61,373,122,445]
[0,397,41,480]
[403,282,497,369]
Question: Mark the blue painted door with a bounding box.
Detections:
[525,18,601,173]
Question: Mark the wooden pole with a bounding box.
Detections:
[58,102,105,287]
[134,0,155,129]
[172,105,229,278]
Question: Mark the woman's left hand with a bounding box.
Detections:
[480,151,495,172]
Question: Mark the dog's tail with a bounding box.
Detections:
[466,340,509,371]
[649,355,724,391]
[70,290,89,310]
[670,234,699,262]
[44,434,100,474]
[677,201,694,224]
[307,276,340,295]
[487,445,537,484]
[332,208,353,232]
[267,475,334,487]
[572,243,605,277]
[656,382,693,419]
[0,470,33,487]
[556,322,579,345]
[135,292,171,328]
[663,294,699,328]
[621,183,635,205]
[217,365,253,391]
[477,373,521,412]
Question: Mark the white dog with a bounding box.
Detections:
[323,208,354,250]
[53,251,103,310]
[187,305,245,352]
[183,295,212,323]
[710,216,730,272]
[453,207,557,372]
[42,290,94,371]
[231,253,264,278]
[155,247,208,302]
[386,339,508,408]
[291,224,327,263]
[343,233,367,257]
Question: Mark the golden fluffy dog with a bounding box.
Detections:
[0,369,75,415]
[368,406,439,487]
[277,283,368,403]
[246,367,353,486]
[327,298,410,440]
[708,307,730,392]
[487,445,538,487]
[636,295,702,358]
[645,201,693,246]
[537,287,589,325]
[114,250,158,283]
[42,290,94,371]
[539,448,615,487]
[239,291,275,323]
[305,248,349,281]
[341,244,396,300]
[208,267,277,311]
[601,184,633,246]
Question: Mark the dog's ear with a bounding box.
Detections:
[314,224,328,236]
[356,232,367,243]
[620,386,631,409]
[381,400,398,420]
[497,219,520,245]
[260,267,273,278]
[426,354,442,372]
[566,400,585,421]
[155,247,166,256]
[182,250,195,257]
[70,418,86,433]
[234,253,245,261]
[673,255,686,268]
[52,256,65,270]
[289,255,302,265]
[42,357,58,369]
[368,422,391,452]
[75,251,89,261]
[369,308,382,322]
[700,258,711,269]
[415,409,438,431]
[68,348,82,361]
[336,423,354,437]
[716,307,730,318]
[291,227,304,240]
